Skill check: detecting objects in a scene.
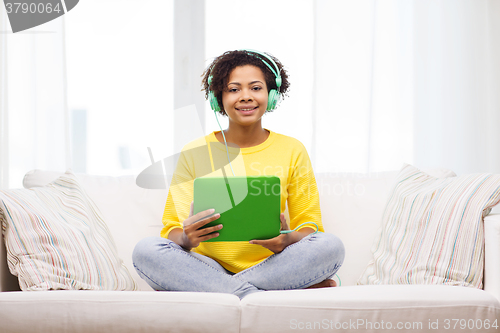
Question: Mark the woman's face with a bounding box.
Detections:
[222,65,268,128]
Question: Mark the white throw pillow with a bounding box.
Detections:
[0,170,137,291]
[358,164,500,289]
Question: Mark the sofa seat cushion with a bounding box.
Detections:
[240,285,500,333]
[0,290,241,333]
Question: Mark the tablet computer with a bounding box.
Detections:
[193,176,281,242]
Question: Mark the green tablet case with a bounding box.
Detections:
[193,176,281,242]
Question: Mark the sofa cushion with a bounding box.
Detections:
[22,169,168,291]
[240,285,500,333]
[317,168,456,286]
[358,164,500,288]
[0,170,136,291]
[0,291,241,333]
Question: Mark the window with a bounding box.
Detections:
[65,0,174,176]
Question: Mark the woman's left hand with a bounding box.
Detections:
[249,213,314,254]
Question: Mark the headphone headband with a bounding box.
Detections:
[238,49,282,88]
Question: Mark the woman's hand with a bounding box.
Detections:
[169,202,222,251]
[249,213,315,254]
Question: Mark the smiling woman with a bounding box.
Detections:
[132,49,346,299]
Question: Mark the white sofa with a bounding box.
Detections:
[1,168,499,333]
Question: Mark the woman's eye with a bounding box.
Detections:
[228,88,238,92]
[252,86,262,91]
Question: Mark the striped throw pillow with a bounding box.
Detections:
[0,170,136,291]
[357,164,500,289]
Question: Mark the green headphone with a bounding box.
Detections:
[208,49,282,112]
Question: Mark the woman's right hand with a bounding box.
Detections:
[177,202,222,250]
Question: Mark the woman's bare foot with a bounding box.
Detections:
[307,279,337,289]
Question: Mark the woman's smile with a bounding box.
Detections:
[236,105,259,114]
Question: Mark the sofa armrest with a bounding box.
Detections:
[484,213,500,301]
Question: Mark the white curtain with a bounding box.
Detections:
[0,9,8,188]
[412,0,500,175]
[1,0,174,189]
[1,0,499,190]
[314,0,500,175]
[0,13,69,189]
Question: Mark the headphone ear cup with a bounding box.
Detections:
[267,89,280,111]
[209,90,221,112]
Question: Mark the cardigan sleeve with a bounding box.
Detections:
[159,136,217,238]
[285,142,324,233]
[160,149,195,239]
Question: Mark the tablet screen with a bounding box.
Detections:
[193,176,281,242]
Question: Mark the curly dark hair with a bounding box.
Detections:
[202,50,290,116]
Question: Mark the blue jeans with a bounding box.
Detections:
[132,232,345,299]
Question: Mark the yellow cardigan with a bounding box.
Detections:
[161,129,323,273]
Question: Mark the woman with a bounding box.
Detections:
[133,50,345,299]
